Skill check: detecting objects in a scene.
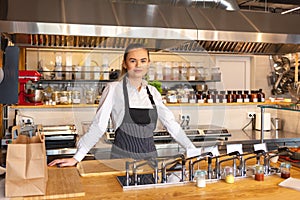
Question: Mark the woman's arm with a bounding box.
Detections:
[149,86,196,150]
[73,83,117,162]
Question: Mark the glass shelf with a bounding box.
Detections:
[258,104,300,112]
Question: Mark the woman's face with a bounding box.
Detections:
[123,48,150,79]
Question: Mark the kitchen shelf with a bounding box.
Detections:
[258,104,300,112]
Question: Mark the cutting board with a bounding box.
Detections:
[77,159,156,177]
[11,167,85,200]
[77,159,134,177]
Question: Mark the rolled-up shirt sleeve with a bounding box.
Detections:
[73,83,116,162]
[150,86,196,150]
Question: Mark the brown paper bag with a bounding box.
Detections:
[5,125,48,197]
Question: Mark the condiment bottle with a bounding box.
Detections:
[255,165,264,181]
[243,90,250,103]
[232,91,237,103]
[280,162,291,179]
[219,91,227,103]
[206,91,214,103]
[258,89,265,102]
[226,91,233,103]
[195,170,206,188]
[236,91,243,103]
[251,90,258,102]
[197,91,205,103]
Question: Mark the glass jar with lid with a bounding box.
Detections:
[85,90,95,104]
[60,91,72,105]
[172,62,180,81]
[51,91,61,104]
[72,91,81,104]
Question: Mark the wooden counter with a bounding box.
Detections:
[15,160,300,200]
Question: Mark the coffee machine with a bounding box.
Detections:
[18,70,43,105]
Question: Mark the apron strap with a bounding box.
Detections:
[146,86,155,106]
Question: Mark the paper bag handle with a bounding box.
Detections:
[11,125,21,141]
[36,124,45,142]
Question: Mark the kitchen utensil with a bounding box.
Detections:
[26,88,44,103]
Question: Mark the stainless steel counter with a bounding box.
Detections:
[89,129,300,160]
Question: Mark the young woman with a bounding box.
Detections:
[48,43,196,167]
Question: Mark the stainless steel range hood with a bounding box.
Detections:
[1,0,300,54]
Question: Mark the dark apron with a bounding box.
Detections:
[110,79,158,160]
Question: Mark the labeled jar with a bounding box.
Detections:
[280,162,291,179]
[188,66,196,81]
[51,91,61,104]
[243,90,250,103]
[255,165,264,181]
[60,91,72,105]
[219,91,227,103]
[258,89,265,102]
[227,91,233,103]
[166,90,178,103]
[195,170,206,188]
[236,91,243,103]
[251,90,258,102]
[72,91,81,104]
[85,90,95,104]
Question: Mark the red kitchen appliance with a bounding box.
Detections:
[18,70,43,105]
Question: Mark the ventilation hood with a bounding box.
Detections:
[1,0,300,54]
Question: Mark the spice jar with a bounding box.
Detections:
[236,91,243,103]
[72,91,81,104]
[258,89,265,102]
[251,90,258,102]
[280,162,291,179]
[227,91,233,103]
[224,166,234,184]
[197,91,205,103]
[243,90,250,103]
[195,170,206,188]
[52,91,61,104]
[219,91,227,103]
[232,91,237,103]
[172,63,180,81]
[85,90,95,104]
[60,91,72,105]
[255,165,264,181]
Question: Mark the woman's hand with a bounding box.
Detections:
[48,157,78,167]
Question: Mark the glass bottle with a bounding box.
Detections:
[236,91,243,103]
[227,90,233,103]
[243,90,250,103]
[258,89,265,102]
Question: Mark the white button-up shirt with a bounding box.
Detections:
[74,77,196,161]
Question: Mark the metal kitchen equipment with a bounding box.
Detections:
[39,124,78,156]
[18,70,43,106]
[115,146,288,190]
[106,125,231,143]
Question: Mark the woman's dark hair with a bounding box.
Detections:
[123,43,149,61]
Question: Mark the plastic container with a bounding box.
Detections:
[194,170,206,188]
